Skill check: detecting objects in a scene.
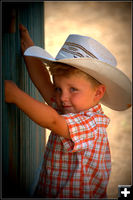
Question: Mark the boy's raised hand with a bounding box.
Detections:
[19,24,34,54]
[19,24,54,105]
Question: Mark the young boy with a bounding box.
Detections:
[5,24,131,198]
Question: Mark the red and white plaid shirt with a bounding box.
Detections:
[37,104,111,198]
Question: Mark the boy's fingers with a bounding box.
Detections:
[19,24,28,37]
[19,24,26,30]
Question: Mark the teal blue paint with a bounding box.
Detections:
[2,2,45,197]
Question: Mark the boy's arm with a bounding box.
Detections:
[23,56,54,106]
[5,80,70,139]
[19,24,54,105]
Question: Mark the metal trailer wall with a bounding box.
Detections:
[2,2,45,197]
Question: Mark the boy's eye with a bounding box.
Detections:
[70,87,78,92]
[55,87,62,93]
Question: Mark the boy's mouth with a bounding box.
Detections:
[63,105,72,108]
[62,105,73,109]
[63,106,72,110]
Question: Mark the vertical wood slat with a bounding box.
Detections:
[2,2,45,197]
[2,14,20,195]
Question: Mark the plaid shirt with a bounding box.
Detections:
[37,104,111,198]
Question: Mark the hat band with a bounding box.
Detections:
[62,47,85,58]
[62,42,98,59]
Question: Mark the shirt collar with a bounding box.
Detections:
[86,104,104,114]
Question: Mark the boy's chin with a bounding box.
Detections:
[62,108,77,114]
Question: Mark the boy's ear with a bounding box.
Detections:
[94,85,106,101]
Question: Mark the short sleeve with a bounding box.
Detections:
[60,112,100,152]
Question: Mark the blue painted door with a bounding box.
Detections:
[2,2,45,197]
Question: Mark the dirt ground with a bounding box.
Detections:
[44,2,132,198]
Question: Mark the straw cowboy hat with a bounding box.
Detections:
[24,34,131,111]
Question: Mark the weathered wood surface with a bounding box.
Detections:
[2,2,45,197]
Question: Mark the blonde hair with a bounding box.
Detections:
[48,63,101,89]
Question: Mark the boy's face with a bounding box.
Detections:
[53,74,98,114]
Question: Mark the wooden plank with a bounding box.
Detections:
[2,2,45,197]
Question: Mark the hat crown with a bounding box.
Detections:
[56,34,117,67]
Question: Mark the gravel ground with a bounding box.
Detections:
[44,2,132,198]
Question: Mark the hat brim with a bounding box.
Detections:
[24,46,131,111]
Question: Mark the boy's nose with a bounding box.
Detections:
[60,92,69,103]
